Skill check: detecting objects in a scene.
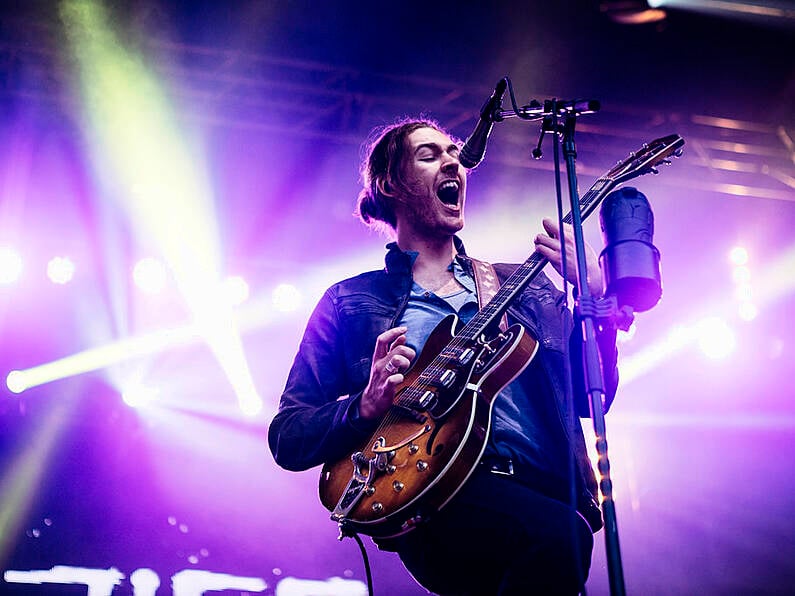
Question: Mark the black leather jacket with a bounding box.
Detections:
[268,239,618,531]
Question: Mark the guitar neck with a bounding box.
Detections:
[459,175,617,341]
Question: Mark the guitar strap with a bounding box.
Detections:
[467,257,509,332]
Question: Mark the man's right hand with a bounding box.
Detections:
[359,326,416,420]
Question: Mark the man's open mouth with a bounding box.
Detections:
[437,180,460,206]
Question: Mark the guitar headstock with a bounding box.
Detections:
[607,134,685,185]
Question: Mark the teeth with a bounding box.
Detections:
[437,180,460,205]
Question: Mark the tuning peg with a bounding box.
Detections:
[650,166,659,175]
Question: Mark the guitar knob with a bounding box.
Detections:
[408,443,419,455]
[372,502,383,513]
[364,486,375,496]
[392,481,404,492]
[416,460,428,472]
[386,465,397,474]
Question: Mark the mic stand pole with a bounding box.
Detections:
[552,108,627,596]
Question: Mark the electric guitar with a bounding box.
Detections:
[319,134,685,538]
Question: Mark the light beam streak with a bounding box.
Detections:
[59,0,261,415]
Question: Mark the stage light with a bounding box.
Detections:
[729,246,749,266]
[6,370,27,394]
[47,257,76,285]
[272,283,302,312]
[121,385,159,408]
[696,317,735,360]
[133,257,167,295]
[0,247,23,285]
[224,275,250,306]
[61,0,261,417]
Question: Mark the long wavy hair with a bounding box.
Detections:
[355,117,446,233]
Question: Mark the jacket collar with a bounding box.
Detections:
[384,236,468,275]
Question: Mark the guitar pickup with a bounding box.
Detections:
[458,348,475,365]
[418,390,436,409]
[438,369,456,388]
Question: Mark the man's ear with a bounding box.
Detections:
[377,177,394,197]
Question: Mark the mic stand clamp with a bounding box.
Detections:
[574,295,635,333]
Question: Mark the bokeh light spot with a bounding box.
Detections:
[47,256,76,285]
[0,247,23,285]
[272,283,302,312]
[696,317,736,360]
[729,246,749,266]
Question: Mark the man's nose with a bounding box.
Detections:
[441,152,460,172]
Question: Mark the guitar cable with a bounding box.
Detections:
[339,521,374,596]
[350,531,374,596]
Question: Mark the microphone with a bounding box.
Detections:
[599,187,662,313]
[459,78,507,169]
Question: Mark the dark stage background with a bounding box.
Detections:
[0,1,794,594]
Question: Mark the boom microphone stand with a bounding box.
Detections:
[496,87,627,596]
[554,109,627,596]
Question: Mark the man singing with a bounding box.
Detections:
[268,118,618,595]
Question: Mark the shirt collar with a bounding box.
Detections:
[384,236,468,275]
